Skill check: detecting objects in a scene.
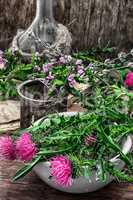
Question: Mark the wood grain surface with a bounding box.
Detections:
[0,0,133,50]
[0,159,133,200]
[0,101,20,133]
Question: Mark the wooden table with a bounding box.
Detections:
[0,160,133,200]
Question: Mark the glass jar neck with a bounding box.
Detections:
[36,0,54,22]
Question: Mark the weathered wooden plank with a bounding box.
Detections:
[0,160,133,200]
[0,101,20,133]
[0,101,20,124]
[0,122,20,133]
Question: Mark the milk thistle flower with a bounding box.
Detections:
[50,156,73,187]
[16,133,37,162]
[124,72,133,88]
[0,136,16,160]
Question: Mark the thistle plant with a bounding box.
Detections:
[9,100,133,185]
[0,55,133,187]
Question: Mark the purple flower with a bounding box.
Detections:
[46,72,54,80]
[43,65,49,73]
[50,156,73,187]
[16,133,37,162]
[76,59,82,65]
[124,72,133,88]
[77,65,85,76]
[43,63,53,73]
[67,74,76,87]
[59,56,66,64]
[0,136,16,160]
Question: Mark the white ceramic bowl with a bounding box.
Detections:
[33,112,132,193]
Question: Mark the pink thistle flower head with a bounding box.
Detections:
[16,133,37,162]
[84,134,96,146]
[50,155,73,187]
[0,136,16,160]
[19,132,32,140]
[124,72,133,88]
